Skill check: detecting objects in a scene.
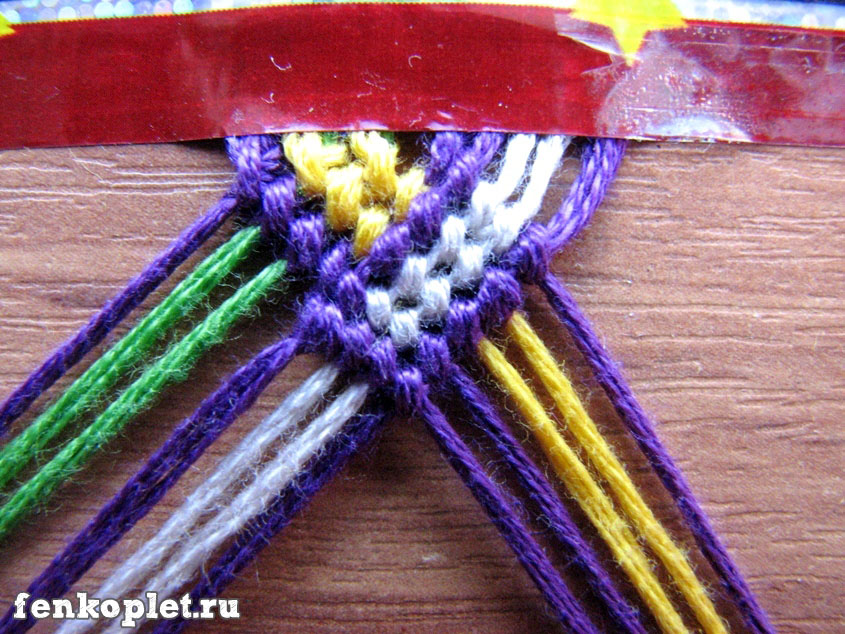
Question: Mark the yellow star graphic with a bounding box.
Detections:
[0,13,14,37]
[571,0,685,60]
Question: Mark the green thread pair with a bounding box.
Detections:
[0,225,286,539]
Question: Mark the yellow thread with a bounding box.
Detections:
[395,168,426,220]
[283,132,348,195]
[349,131,399,200]
[505,312,727,634]
[324,163,366,232]
[283,132,426,256]
[478,337,689,634]
[354,206,391,256]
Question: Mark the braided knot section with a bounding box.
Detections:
[500,222,551,284]
[363,135,568,351]
[292,132,505,415]
[228,131,431,277]
[283,132,427,257]
[297,244,427,417]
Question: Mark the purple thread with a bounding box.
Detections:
[545,137,627,253]
[426,137,767,633]
[534,136,770,633]
[0,137,283,436]
[539,273,773,634]
[357,132,503,283]
[416,394,597,634]
[152,135,654,634]
[151,133,765,633]
[149,133,524,632]
[152,404,391,634]
[291,199,598,631]
[4,133,764,634]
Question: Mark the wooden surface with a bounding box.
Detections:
[0,140,842,633]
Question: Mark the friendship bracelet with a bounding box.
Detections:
[0,132,772,634]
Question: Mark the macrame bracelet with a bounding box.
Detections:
[0,131,772,634]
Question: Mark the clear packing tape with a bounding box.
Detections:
[0,0,843,148]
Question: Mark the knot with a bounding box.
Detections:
[392,366,426,417]
[297,291,428,416]
[282,133,348,196]
[365,337,399,387]
[298,296,345,357]
[335,269,367,319]
[359,133,501,287]
[405,190,444,250]
[348,131,399,201]
[445,298,482,356]
[226,136,282,205]
[283,132,426,258]
[500,222,550,284]
[425,132,463,186]
[256,175,297,248]
[337,320,377,371]
[317,242,353,299]
[476,267,523,333]
[443,133,505,199]
[285,214,325,275]
[415,334,453,385]
[360,224,412,283]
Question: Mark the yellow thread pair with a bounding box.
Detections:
[479,313,727,634]
[282,132,426,257]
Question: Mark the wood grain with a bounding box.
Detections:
[0,140,842,633]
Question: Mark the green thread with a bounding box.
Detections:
[319,131,341,145]
[0,226,261,493]
[0,258,287,539]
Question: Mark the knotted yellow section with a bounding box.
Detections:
[479,311,728,634]
[283,132,426,257]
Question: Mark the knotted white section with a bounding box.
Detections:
[58,364,357,634]
[366,134,569,349]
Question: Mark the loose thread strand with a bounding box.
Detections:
[444,364,646,634]
[57,364,341,634]
[0,258,286,540]
[0,170,258,435]
[418,394,598,634]
[0,333,302,633]
[153,405,391,634]
[0,226,261,493]
[102,381,369,634]
[539,272,773,634]
[477,337,689,634]
[506,312,726,634]
[2,131,476,630]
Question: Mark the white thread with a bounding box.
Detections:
[102,381,369,633]
[480,136,569,253]
[58,364,341,634]
[466,133,537,235]
[365,135,569,348]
